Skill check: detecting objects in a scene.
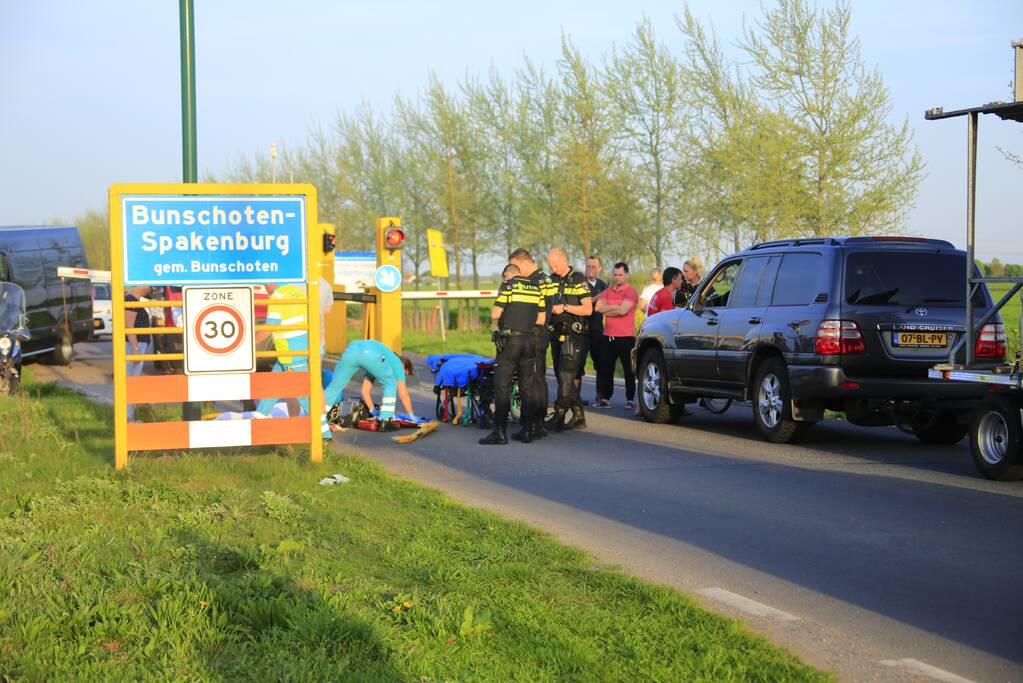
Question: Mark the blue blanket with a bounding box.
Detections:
[426,353,494,388]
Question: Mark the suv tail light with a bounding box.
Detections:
[975,323,1006,359]
[815,320,866,356]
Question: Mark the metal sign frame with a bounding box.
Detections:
[109,183,323,469]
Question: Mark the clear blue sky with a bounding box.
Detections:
[2,0,1021,262]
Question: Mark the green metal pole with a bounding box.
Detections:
[179,0,201,421]
[179,0,197,183]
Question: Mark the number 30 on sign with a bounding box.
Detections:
[182,286,256,375]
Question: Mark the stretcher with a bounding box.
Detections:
[426,353,499,427]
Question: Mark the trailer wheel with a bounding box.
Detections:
[970,397,1023,481]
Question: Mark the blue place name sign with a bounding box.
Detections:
[122,195,307,285]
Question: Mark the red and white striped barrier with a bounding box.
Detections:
[57,266,112,282]
[124,371,310,451]
[128,417,309,450]
[401,289,499,300]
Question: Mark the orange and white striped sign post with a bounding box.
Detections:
[109,183,323,469]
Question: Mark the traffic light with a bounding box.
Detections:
[322,232,336,254]
[384,224,405,250]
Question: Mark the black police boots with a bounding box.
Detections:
[565,404,587,430]
[479,427,508,445]
[510,422,534,443]
[544,407,567,432]
[532,417,548,439]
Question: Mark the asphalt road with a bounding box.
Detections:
[35,340,1023,682]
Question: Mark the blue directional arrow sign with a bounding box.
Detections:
[373,264,402,293]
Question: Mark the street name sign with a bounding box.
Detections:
[182,286,255,375]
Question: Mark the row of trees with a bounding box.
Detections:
[210,0,923,288]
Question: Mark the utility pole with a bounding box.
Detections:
[179,0,201,421]
[179,0,197,183]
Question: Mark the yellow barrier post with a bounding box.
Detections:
[374,217,403,354]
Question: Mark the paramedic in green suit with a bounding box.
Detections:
[324,340,416,420]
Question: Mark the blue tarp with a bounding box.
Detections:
[425,353,494,388]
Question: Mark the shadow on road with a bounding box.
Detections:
[345,368,1023,666]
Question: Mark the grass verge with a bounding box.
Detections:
[0,371,828,682]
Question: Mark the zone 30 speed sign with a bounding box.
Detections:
[182,286,256,375]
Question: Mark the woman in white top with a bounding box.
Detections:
[637,267,662,314]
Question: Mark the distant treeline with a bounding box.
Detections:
[71,0,923,288]
[208,0,923,289]
[979,259,1023,277]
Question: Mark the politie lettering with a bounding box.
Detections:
[140,231,290,257]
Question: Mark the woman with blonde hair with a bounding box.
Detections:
[637,267,663,314]
[681,257,704,298]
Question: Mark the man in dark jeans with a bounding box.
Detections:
[579,255,607,406]
[593,262,638,409]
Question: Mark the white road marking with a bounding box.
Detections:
[697,587,800,621]
[879,658,977,683]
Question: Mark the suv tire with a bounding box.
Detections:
[752,358,808,444]
[969,397,1023,481]
[638,348,681,424]
[912,416,968,445]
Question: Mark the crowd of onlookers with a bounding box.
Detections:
[580,255,704,412]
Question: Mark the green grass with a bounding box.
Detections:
[988,283,1022,360]
[404,329,496,358]
[0,372,828,682]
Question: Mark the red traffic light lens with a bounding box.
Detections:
[385,228,405,248]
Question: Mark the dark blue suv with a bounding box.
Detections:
[633,237,1005,444]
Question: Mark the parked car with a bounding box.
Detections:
[633,237,1002,444]
[0,226,93,365]
[92,282,112,336]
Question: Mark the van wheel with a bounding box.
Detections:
[753,358,807,444]
[912,416,968,445]
[638,348,681,423]
[970,398,1023,481]
[48,329,74,366]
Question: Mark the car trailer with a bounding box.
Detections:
[925,40,1023,480]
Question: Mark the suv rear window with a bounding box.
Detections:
[845,252,985,307]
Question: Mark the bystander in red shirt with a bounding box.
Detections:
[646,286,677,316]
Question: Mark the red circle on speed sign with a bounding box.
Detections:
[193,304,245,355]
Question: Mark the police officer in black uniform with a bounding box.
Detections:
[545,248,593,431]
[480,264,546,445]
[508,248,552,441]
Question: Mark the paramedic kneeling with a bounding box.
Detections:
[324,340,416,427]
[480,264,546,445]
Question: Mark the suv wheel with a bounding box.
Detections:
[753,358,808,444]
[970,397,1023,481]
[638,348,681,424]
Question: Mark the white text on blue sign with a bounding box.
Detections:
[122,196,307,285]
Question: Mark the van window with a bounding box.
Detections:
[845,252,985,307]
[729,256,770,308]
[93,283,112,300]
[772,253,826,306]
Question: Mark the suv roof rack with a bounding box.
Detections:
[842,236,955,247]
[749,237,841,250]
